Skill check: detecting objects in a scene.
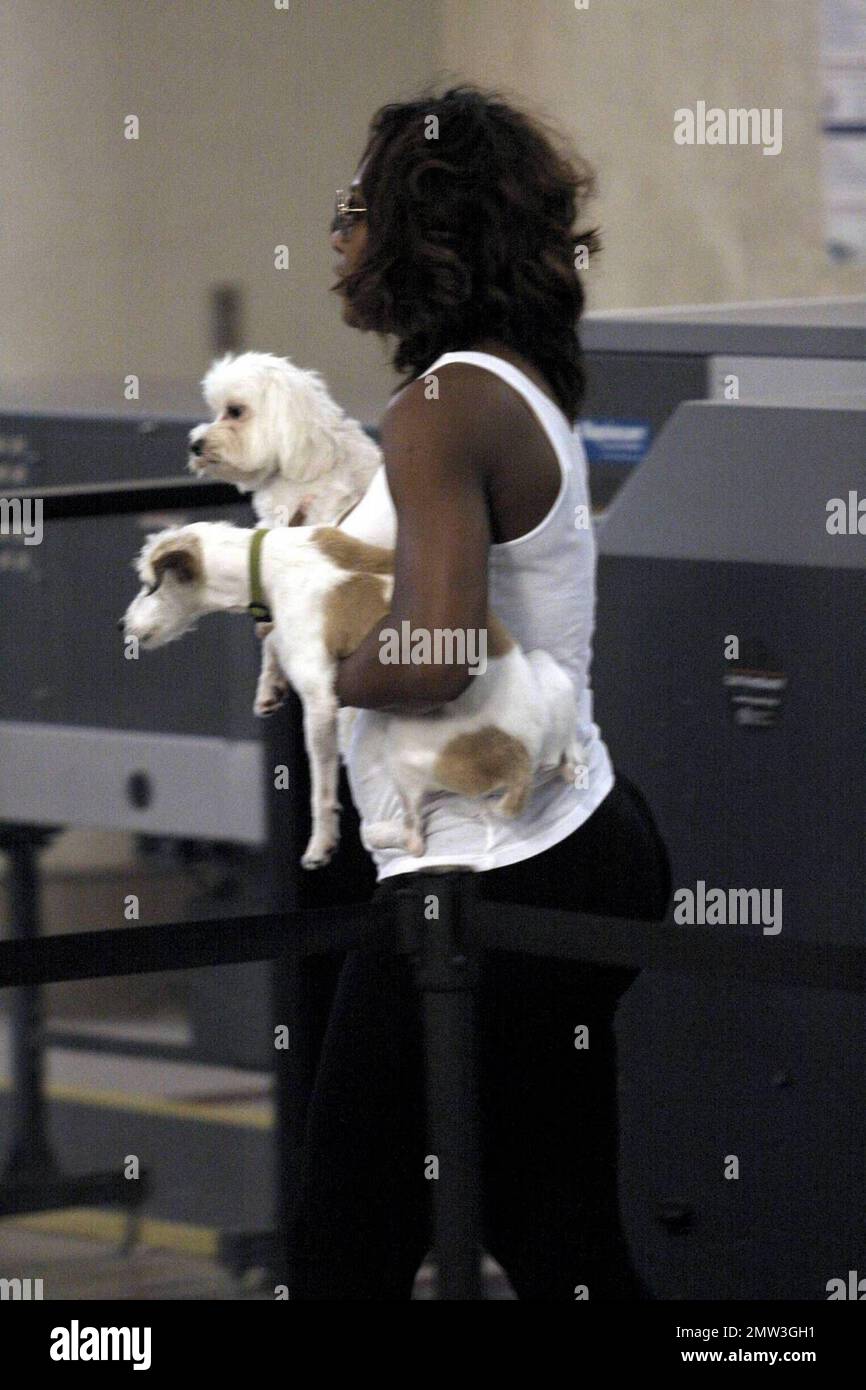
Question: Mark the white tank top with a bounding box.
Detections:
[339,349,615,880]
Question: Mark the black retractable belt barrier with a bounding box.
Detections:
[4,897,865,994]
[4,882,866,1297]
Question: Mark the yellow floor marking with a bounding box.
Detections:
[0,1077,272,1128]
[6,1207,218,1259]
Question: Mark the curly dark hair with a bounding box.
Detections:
[335,83,600,425]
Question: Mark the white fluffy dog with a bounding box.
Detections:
[120,522,584,868]
[187,350,381,528]
[187,349,382,715]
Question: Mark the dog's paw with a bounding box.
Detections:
[301,809,340,868]
[253,674,290,717]
[300,836,337,869]
[253,688,288,717]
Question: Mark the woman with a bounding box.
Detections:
[288,84,672,1300]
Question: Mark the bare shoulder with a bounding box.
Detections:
[380,362,524,477]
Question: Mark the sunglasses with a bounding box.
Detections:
[333,188,367,236]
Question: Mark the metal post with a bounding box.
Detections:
[267,693,308,1279]
[2,826,57,1180]
[395,870,484,1300]
[218,693,308,1282]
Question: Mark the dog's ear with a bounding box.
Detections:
[149,534,203,586]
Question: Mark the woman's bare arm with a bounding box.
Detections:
[334,370,492,713]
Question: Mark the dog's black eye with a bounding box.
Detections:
[144,581,159,596]
[226,404,244,420]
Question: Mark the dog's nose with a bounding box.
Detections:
[189,439,204,457]
[117,618,125,631]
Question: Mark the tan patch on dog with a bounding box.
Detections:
[314,527,394,574]
[316,531,512,654]
[433,726,532,814]
[323,573,391,659]
[149,533,204,585]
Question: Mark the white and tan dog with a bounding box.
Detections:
[188,350,382,715]
[121,522,584,868]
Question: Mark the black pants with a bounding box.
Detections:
[287,771,672,1300]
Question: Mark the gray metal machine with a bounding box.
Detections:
[595,396,866,1299]
[581,295,866,506]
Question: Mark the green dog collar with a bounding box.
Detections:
[248,527,272,622]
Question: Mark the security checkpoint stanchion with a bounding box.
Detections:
[0,824,149,1237]
[1,826,60,1186]
[364,868,485,1300]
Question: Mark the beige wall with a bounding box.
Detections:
[2,0,863,422]
[442,0,866,312]
[0,0,441,424]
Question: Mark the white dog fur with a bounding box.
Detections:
[187,350,382,715]
[188,350,380,527]
[121,522,584,868]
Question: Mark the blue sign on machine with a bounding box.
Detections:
[580,418,652,464]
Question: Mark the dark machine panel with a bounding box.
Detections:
[0,410,199,488]
[593,398,866,1298]
[581,351,706,507]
